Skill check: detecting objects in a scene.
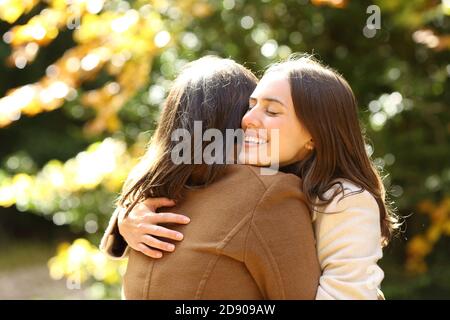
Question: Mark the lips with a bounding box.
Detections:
[243,135,268,145]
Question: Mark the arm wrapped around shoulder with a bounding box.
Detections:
[244,174,320,299]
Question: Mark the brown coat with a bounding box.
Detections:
[100,164,320,300]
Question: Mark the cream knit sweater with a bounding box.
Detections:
[313,180,385,300]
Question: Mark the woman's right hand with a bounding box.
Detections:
[117,197,190,259]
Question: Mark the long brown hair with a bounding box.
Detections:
[119,56,257,215]
[267,55,399,246]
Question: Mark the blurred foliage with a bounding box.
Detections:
[0,0,449,299]
[48,238,126,298]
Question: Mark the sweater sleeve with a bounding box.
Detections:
[314,189,385,300]
[244,175,320,299]
[99,206,130,259]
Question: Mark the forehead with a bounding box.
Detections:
[251,72,291,98]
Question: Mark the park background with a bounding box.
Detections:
[0,0,448,299]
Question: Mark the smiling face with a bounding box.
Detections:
[238,71,313,167]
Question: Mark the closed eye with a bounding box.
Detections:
[266,110,279,116]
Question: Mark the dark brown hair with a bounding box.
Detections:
[119,56,257,215]
[267,54,399,246]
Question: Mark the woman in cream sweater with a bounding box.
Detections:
[101,55,398,300]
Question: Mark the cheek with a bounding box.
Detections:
[278,121,308,153]
[264,117,283,132]
[272,115,297,133]
[268,119,292,153]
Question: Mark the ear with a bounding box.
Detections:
[305,139,314,150]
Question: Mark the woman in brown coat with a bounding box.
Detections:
[101,56,320,299]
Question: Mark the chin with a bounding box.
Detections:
[238,152,271,167]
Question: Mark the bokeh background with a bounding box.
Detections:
[0,0,449,299]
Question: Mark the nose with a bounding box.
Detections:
[242,106,263,130]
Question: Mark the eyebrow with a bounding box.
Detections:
[250,96,286,108]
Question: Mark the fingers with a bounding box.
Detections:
[141,224,184,241]
[141,235,176,252]
[137,243,163,259]
[147,212,190,225]
[143,197,176,210]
